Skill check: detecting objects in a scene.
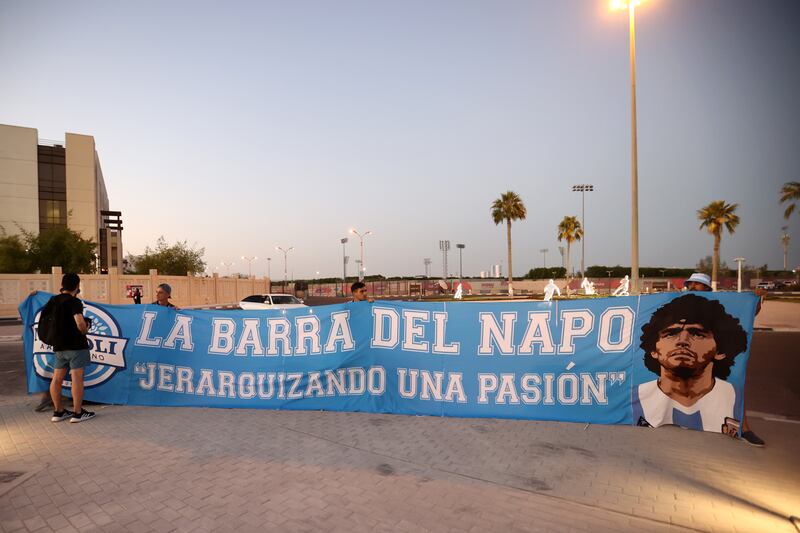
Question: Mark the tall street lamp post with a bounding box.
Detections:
[540,248,549,269]
[350,228,372,281]
[266,257,271,280]
[241,256,257,278]
[572,184,594,276]
[275,246,294,291]
[733,257,746,293]
[340,237,349,295]
[612,0,644,293]
[456,243,465,279]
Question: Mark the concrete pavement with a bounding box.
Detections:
[754,300,800,331]
[2,315,800,532]
[1,343,800,532]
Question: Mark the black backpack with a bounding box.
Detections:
[37,297,60,347]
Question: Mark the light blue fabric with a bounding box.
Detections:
[20,291,758,432]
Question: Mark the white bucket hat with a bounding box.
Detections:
[684,273,712,289]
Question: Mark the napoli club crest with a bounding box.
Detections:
[32,303,128,388]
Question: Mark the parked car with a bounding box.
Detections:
[239,294,307,310]
[756,281,776,290]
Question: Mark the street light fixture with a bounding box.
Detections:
[220,261,234,277]
[275,246,294,291]
[572,184,594,276]
[349,228,372,281]
[611,0,645,293]
[241,256,257,278]
[266,257,271,280]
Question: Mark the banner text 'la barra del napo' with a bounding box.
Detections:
[20,291,759,434]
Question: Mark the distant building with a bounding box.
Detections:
[492,264,501,278]
[0,124,123,272]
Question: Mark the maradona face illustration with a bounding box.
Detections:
[633,294,747,432]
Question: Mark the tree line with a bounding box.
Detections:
[0,226,205,276]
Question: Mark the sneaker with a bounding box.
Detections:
[51,410,74,422]
[741,430,766,447]
[70,410,96,423]
[35,396,53,412]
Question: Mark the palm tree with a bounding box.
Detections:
[491,191,527,297]
[697,201,740,291]
[780,181,800,220]
[557,216,583,286]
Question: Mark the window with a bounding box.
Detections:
[242,295,265,303]
[37,145,67,231]
[271,295,300,305]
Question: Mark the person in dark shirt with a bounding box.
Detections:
[350,281,373,303]
[132,287,142,305]
[152,283,176,308]
[48,273,95,423]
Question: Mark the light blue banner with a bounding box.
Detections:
[20,291,758,433]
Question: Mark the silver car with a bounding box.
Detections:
[239,294,307,310]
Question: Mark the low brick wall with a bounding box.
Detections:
[0,267,270,318]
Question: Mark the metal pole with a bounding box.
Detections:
[734,257,745,293]
[581,189,585,276]
[349,229,371,282]
[629,2,640,294]
[341,238,348,295]
[359,238,364,281]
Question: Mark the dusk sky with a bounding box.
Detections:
[2,0,798,279]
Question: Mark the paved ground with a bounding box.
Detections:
[754,300,800,331]
[1,332,800,533]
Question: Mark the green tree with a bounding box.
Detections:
[525,267,566,279]
[23,226,97,273]
[491,191,527,297]
[698,201,739,290]
[780,181,800,220]
[557,216,583,280]
[128,236,206,275]
[0,231,33,273]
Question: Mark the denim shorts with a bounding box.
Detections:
[54,349,91,370]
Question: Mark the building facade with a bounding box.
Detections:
[0,123,123,272]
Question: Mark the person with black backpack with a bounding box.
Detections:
[43,273,96,423]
